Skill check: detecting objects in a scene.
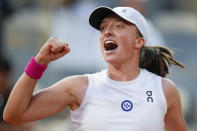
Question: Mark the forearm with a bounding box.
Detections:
[3,37,70,124]
[3,73,37,123]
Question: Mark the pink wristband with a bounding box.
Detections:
[25,57,47,79]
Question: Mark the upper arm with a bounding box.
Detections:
[162,78,188,131]
[20,75,88,123]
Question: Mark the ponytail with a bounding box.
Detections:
[140,46,184,77]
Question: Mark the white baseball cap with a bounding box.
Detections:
[89,6,149,43]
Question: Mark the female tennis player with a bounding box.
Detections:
[3,6,188,131]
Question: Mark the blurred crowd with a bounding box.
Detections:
[0,0,197,130]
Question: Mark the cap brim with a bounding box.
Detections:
[89,6,116,30]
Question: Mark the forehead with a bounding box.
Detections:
[101,14,132,25]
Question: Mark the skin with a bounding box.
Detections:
[3,14,188,131]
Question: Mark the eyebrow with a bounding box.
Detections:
[100,19,125,25]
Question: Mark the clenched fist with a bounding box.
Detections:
[35,37,70,65]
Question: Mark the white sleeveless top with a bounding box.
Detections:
[70,69,167,131]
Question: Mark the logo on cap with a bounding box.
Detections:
[122,9,127,13]
[121,100,133,112]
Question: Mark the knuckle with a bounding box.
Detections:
[48,37,57,43]
[50,37,56,40]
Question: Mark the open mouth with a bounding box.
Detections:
[104,40,118,51]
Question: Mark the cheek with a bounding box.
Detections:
[99,36,105,52]
[116,32,137,58]
[117,32,136,48]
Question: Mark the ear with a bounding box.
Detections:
[135,38,145,49]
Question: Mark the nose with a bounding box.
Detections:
[104,26,114,37]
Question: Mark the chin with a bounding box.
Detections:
[104,57,121,66]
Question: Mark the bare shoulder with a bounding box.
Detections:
[62,75,88,87]
[162,78,188,131]
[48,75,88,101]
[162,78,177,94]
[58,75,89,110]
[58,75,89,93]
[161,78,180,108]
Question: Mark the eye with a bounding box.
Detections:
[100,26,106,32]
[115,24,123,29]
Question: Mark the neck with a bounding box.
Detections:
[107,60,140,82]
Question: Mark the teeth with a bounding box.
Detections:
[105,40,115,44]
[104,40,118,51]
